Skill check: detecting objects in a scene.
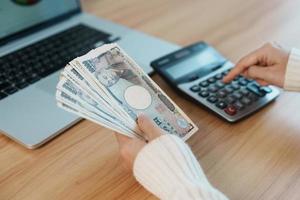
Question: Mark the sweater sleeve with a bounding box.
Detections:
[284,48,300,91]
[133,135,229,200]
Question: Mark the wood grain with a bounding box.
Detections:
[1,0,300,199]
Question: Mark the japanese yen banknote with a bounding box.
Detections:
[56,43,198,141]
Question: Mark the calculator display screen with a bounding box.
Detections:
[165,48,222,80]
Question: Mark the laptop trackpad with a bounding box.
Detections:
[0,70,78,148]
[36,71,60,94]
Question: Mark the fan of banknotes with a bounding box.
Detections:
[56,43,198,141]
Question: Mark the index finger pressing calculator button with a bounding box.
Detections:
[151,42,280,122]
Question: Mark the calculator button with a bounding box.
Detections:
[215,81,225,88]
[234,101,244,110]
[190,85,201,92]
[208,85,219,93]
[207,95,218,103]
[232,92,243,99]
[231,83,240,90]
[214,74,223,79]
[241,97,251,105]
[199,90,209,97]
[199,81,209,87]
[247,83,265,97]
[225,86,234,93]
[234,75,242,81]
[216,101,227,109]
[222,70,230,76]
[217,90,227,98]
[208,77,216,83]
[248,93,259,101]
[238,78,248,86]
[224,105,237,115]
[260,86,272,93]
[226,95,236,104]
[240,88,249,95]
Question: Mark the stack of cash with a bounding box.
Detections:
[56,43,198,140]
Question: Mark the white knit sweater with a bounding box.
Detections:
[284,48,300,91]
[133,49,300,200]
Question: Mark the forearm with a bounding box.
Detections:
[133,135,228,200]
[284,48,300,91]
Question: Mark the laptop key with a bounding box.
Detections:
[0,82,10,90]
[16,82,29,89]
[3,86,18,95]
[16,80,29,89]
[6,76,19,83]
[0,24,113,98]
[0,92,7,100]
[39,67,61,77]
[26,75,40,84]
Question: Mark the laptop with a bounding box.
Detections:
[0,0,179,149]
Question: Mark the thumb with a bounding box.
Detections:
[114,132,131,147]
[137,115,163,141]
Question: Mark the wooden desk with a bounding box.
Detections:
[1,0,300,199]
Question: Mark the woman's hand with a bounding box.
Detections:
[223,42,290,87]
[114,115,163,170]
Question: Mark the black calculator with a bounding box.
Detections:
[151,42,280,122]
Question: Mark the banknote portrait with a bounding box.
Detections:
[92,49,140,87]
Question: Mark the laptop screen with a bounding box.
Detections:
[0,0,80,42]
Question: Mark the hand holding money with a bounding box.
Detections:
[56,43,198,140]
[115,114,163,170]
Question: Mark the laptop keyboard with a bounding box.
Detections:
[0,24,120,100]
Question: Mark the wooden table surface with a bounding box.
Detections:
[1,0,300,199]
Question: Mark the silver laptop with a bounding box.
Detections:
[0,0,178,149]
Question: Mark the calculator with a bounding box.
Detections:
[151,41,280,122]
